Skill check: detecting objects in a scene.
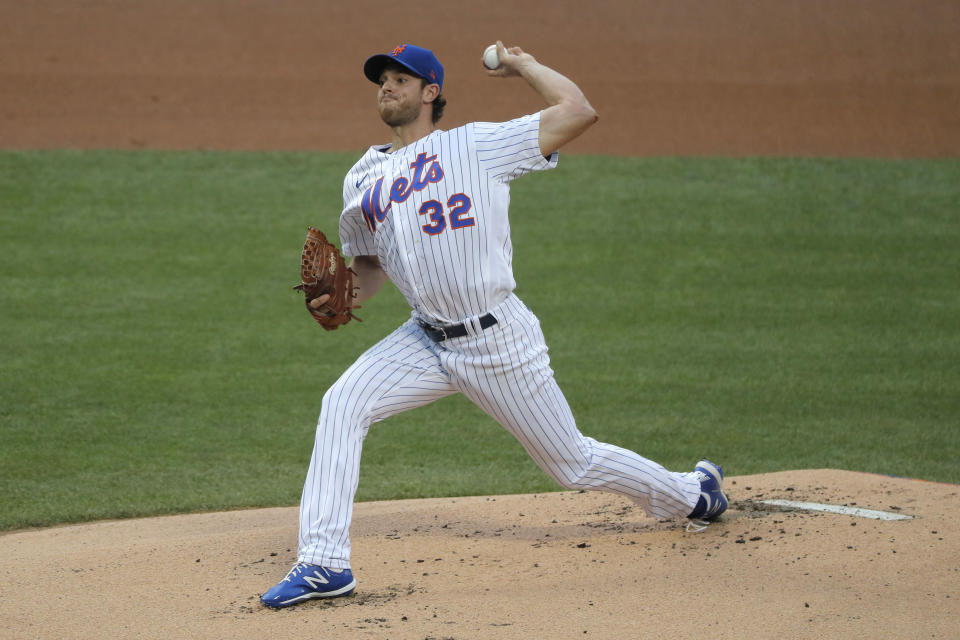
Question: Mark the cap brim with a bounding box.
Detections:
[363,54,430,85]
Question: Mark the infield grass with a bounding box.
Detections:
[1,151,957,530]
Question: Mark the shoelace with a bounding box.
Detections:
[685,518,710,533]
[282,562,308,583]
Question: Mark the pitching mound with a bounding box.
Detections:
[2,470,956,639]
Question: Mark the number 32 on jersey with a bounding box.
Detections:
[418,194,473,235]
[360,152,475,236]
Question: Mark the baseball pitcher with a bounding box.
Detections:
[261,42,728,608]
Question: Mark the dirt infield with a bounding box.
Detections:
[1,2,958,638]
[2,471,957,639]
[2,0,958,156]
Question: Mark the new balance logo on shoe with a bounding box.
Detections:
[302,569,331,590]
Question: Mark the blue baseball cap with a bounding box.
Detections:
[364,44,444,91]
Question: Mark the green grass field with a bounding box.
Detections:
[1,150,958,531]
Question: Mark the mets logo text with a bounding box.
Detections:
[360,152,475,236]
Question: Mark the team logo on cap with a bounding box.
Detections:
[391,44,406,57]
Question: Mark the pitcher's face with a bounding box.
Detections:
[377,69,429,127]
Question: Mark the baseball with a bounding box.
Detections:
[482,44,500,70]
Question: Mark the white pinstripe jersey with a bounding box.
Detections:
[339,112,558,325]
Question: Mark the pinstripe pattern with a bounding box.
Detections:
[297,295,700,567]
[298,321,453,568]
[296,113,700,569]
[340,114,555,324]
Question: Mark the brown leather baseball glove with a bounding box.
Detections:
[293,226,361,330]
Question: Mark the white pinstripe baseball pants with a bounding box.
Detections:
[297,294,700,568]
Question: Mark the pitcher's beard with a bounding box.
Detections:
[379,100,422,127]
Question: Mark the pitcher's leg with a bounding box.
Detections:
[483,366,697,518]
[532,364,700,519]
[447,303,700,520]
[297,322,454,567]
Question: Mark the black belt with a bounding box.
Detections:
[418,313,498,342]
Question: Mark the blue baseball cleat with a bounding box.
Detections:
[687,459,728,520]
[260,563,357,608]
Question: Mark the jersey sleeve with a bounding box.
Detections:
[472,112,559,183]
[338,153,379,258]
[339,208,375,257]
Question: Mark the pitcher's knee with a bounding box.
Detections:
[318,383,368,435]
[541,453,598,491]
[535,437,609,492]
[554,468,602,491]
